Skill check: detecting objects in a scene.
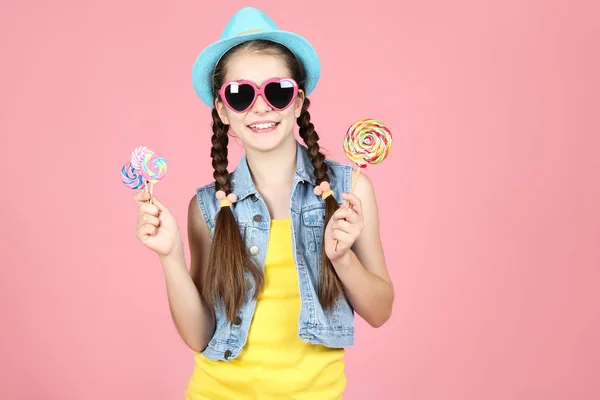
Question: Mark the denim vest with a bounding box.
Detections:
[195,141,355,361]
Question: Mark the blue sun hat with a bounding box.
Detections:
[191,7,321,108]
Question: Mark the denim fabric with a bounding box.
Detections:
[196,141,354,361]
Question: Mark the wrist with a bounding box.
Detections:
[330,249,355,271]
[159,242,186,268]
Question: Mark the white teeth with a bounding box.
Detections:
[249,122,277,130]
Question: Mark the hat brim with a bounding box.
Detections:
[192,30,320,108]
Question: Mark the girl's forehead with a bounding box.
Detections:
[224,52,291,84]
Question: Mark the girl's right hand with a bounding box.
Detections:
[134,191,184,258]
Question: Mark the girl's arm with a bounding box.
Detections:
[327,172,394,327]
[159,195,215,352]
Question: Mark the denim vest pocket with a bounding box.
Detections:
[300,203,326,271]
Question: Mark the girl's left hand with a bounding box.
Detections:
[324,193,365,262]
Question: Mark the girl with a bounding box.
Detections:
[134,7,393,399]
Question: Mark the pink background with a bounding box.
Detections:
[1,0,598,399]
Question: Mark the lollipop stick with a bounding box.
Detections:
[334,167,362,252]
[350,167,361,193]
[144,180,151,204]
[150,182,154,205]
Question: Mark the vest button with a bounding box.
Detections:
[234,316,242,325]
[253,214,263,222]
[249,246,259,256]
[250,194,259,202]
[224,350,232,360]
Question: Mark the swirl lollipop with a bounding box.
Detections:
[141,151,168,183]
[141,150,168,203]
[131,146,149,170]
[335,118,392,251]
[121,162,145,189]
[121,146,167,205]
[343,118,392,168]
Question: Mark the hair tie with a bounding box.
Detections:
[313,181,334,201]
[216,190,237,208]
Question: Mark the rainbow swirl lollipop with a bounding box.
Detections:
[141,151,168,184]
[343,118,392,168]
[121,162,145,189]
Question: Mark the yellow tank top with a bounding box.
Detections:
[185,218,346,400]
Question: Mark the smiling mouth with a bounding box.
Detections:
[248,122,279,130]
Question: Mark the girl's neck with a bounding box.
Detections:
[245,137,298,189]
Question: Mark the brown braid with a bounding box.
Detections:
[297,98,344,311]
[210,108,231,193]
[201,109,264,323]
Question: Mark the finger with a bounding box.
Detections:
[332,229,354,247]
[332,207,360,224]
[139,203,160,217]
[141,213,160,227]
[139,223,157,237]
[134,190,152,205]
[341,193,363,217]
[334,220,361,236]
[150,196,168,212]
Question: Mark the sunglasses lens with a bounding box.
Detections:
[265,80,296,109]
[224,83,255,112]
